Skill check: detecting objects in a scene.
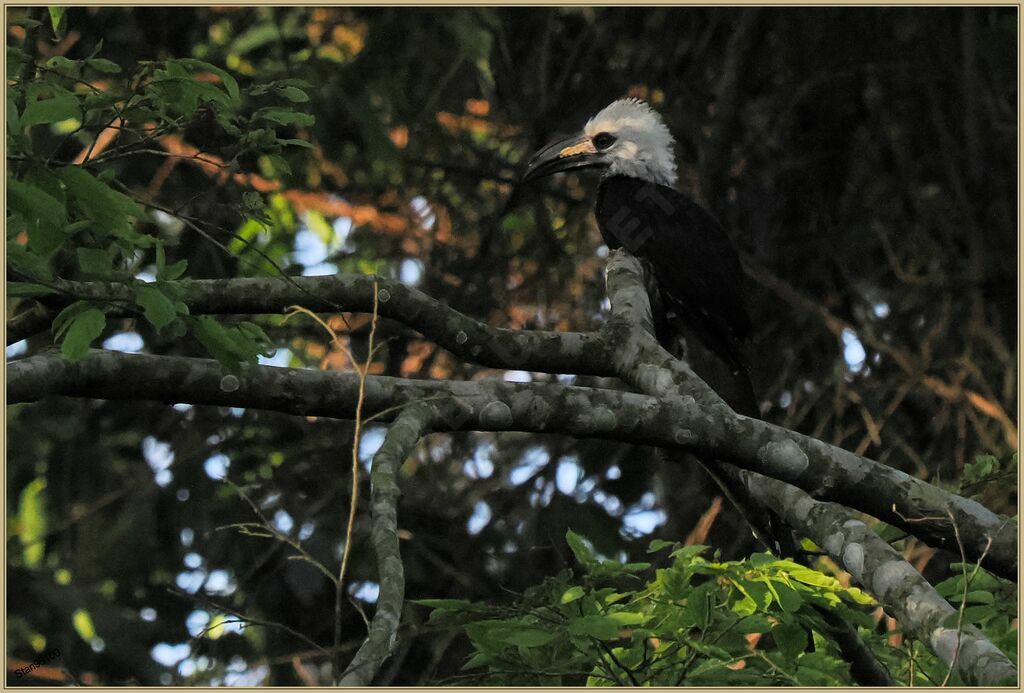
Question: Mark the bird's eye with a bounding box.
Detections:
[592,132,617,150]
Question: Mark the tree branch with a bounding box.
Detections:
[600,251,1015,580]
[15,275,612,374]
[600,249,1014,685]
[8,345,1015,580]
[339,404,431,685]
[757,476,1016,686]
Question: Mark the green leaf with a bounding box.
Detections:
[255,107,316,127]
[959,604,999,624]
[844,586,875,605]
[154,242,188,280]
[7,94,22,135]
[606,611,646,626]
[565,529,596,566]
[192,316,265,370]
[64,220,92,235]
[230,23,281,55]
[567,614,621,640]
[685,581,715,630]
[86,58,121,74]
[59,307,106,359]
[950,589,996,605]
[8,177,69,257]
[278,137,313,149]
[58,166,143,240]
[410,598,473,611]
[265,153,291,177]
[560,586,585,604]
[280,86,310,102]
[772,579,804,613]
[786,566,842,591]
[45,55,81,76]
[461,652,490,671]
[158,258,188,281]
[135,284,178,330]
[48,6,66,38]
[8,17,42,29]
[7,242,54,281]
[21,93,80,128]
[737,614,774,634]
[7,282,56,298]
[772,622,808,661]
[237,321,272,351]
[76,247,114,278]
[501,627,557,648]
[52,302,92,342]
[647,539,676,553]
[176,58,240,103]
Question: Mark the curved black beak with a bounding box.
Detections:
[521,133,608,184]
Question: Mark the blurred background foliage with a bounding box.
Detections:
[6,6,1017,685]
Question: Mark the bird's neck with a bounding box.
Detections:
[603,162,676,188]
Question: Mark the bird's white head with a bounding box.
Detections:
[583,99,677,187]
[523,98,678,188]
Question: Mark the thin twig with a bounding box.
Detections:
[940,509,994,687]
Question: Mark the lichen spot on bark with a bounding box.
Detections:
[931,627,960,663]
[653,368,675,395]
[871,559,920,598]
[591,407,617,432]
[824,532,844,556]
[757,439,809,480]
[842,543,865,582]
[479,401,513,429]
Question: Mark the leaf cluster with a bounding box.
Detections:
[418,530,889,686]
[7,16,315,367]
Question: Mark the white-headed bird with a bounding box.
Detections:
[523,98,757,418]
[524,98,793,556]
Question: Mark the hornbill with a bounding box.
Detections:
[522,98,791,555]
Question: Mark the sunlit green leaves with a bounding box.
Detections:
[418,531,994,686]
[560,585,585,604]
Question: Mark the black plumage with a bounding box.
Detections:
[596,174,758,417]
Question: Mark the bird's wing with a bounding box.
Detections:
[596,176,752,366]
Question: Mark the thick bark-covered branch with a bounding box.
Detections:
[758,476,1016,686]
[600,251,1015,685]
[11,273,1016,577]
[16,275,612,374]
[339,405,431,686]
[7,303,56,345]
[601,251,1015,580]
[8,345,1015,580]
